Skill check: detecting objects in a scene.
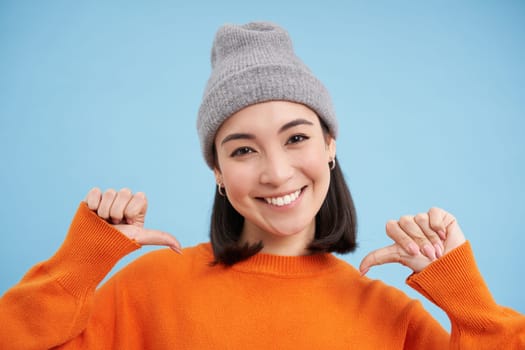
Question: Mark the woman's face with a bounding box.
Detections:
[214,101,335,253]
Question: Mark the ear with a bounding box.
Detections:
[213,167,223,185]
[326,135,336,161]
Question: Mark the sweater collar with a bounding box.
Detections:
[200,243,344,277]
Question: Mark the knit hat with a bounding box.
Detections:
[197,21,338,169]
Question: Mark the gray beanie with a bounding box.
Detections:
[197,21,338,169]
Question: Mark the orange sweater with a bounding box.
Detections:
[1,203,524,349]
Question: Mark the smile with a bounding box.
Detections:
[263,189,302,207]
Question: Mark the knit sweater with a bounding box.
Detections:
[1,204,524,349]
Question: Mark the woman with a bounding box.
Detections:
[1,21,523,349]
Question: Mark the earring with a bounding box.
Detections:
[217,183,226,196]
[329,158,336,170]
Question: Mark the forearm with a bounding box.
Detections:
[0,203,139,349]
[407,242,525,348]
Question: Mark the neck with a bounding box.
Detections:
[240,221,315,256]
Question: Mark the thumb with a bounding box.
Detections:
[115,224,182,254]
[359,244,431,275]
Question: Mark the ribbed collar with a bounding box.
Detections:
[198,243,344,278]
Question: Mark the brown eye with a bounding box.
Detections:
[286,134,309,144]
[230,146,254,157]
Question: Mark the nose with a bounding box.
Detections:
[259,149,294,186]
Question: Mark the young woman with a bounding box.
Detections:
[1,22,524,349]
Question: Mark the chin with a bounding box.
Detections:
[265,224,313,238]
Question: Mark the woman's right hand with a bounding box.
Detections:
[83,187,182,253]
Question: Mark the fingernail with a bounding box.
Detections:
[434,243,443,258]
[423,244,437,260]
[407,243,420,256]
[171,246,183,255]
[360,267,370,276]
[438,230,446,239]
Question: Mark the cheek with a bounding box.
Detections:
[221,163,256,196]
[299,149,332,199]
[298,146,330,176]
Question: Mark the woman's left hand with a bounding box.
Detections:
[359,207,466,275]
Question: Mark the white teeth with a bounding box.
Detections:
[264,189,301,207]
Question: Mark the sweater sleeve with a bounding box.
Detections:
[406,241,525,349]
[0,203,140,350]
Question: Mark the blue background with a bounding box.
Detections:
[1,1,523,329]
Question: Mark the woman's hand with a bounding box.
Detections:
[84,187,182,253]
[359,207,466,275]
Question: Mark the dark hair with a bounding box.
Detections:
[209,156,357,266]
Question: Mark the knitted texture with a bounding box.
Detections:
[1,205,524,348]
[197,22,337,169]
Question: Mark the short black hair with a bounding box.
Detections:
[209,156,357,266]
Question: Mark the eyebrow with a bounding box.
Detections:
[220,118,314,145]
[279,118,314,133]
[220,133,255,145]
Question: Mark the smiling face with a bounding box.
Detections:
[214,101,336,255]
